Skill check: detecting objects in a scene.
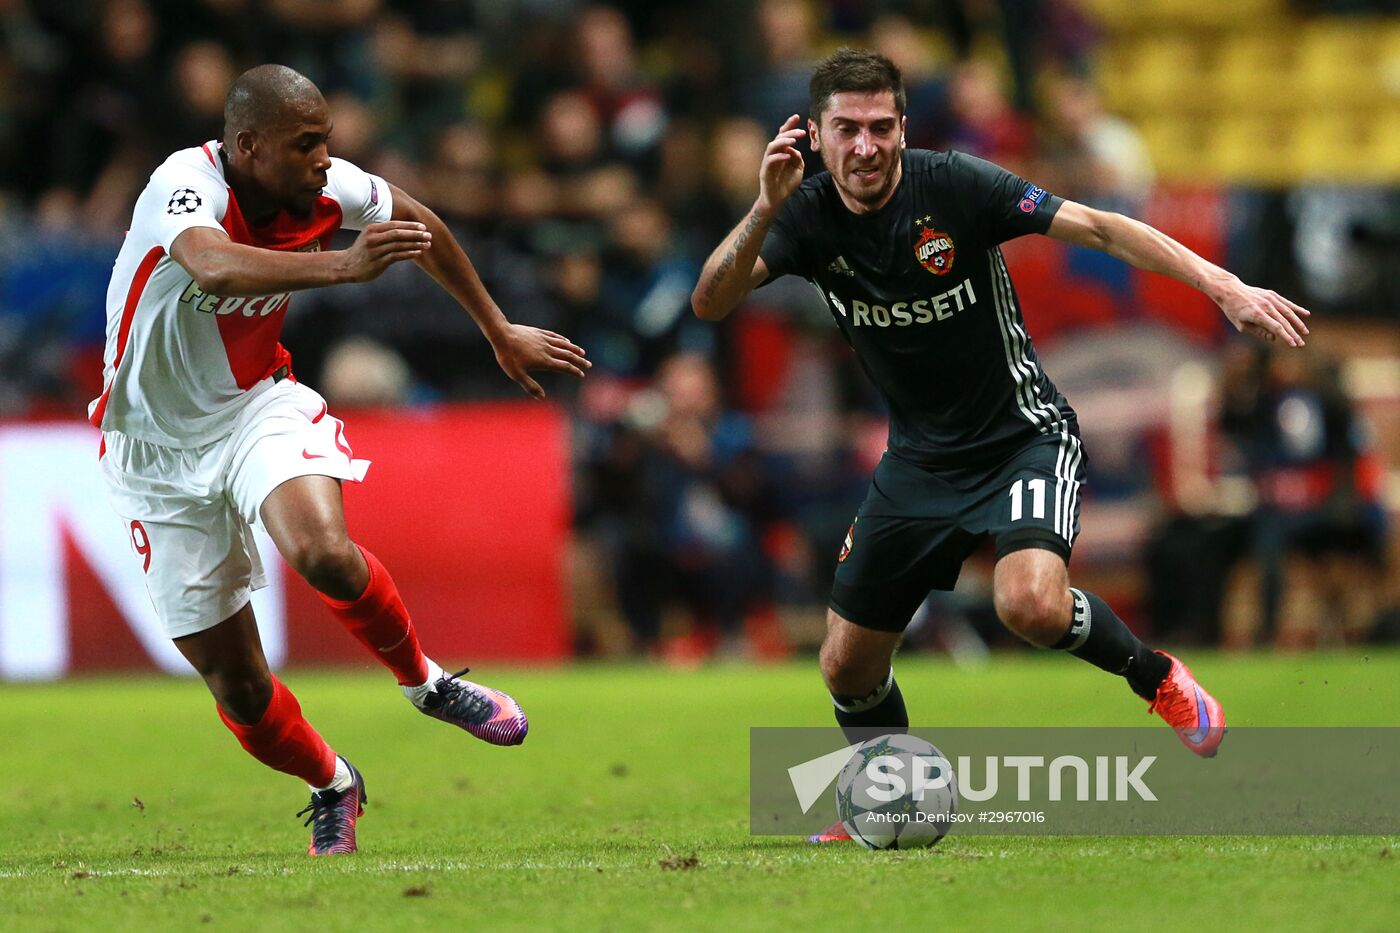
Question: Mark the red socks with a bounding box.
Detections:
[218,545,426,790]
[219,546,426,787]
[318,544,429,686]
[218,676,337,787]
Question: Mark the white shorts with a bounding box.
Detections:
[100,380,371,639]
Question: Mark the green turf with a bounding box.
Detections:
[3,650,1399,931]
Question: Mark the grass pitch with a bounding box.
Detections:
[3,650,1399,931]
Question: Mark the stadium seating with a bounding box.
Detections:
[1209,32,1298,113]
[1088,2,1400,184]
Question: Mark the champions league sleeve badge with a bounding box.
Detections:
[1018,183,1048,214]
[167,188,204,215]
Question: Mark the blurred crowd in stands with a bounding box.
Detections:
[1,0,1396,657]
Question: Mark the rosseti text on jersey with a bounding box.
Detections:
[830,278,977,328]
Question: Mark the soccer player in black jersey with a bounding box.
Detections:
[693,49,1311,839]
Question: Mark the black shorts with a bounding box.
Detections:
[830,432,1087,633]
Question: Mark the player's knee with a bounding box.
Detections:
[285,533,361,598]
[206,668,273,724]
[819,640,883,697]
[994,580,1069,647]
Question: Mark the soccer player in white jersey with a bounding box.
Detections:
[91,65,590,855]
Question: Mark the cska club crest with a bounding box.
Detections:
[838,518,858,563]
[914,226,955,276]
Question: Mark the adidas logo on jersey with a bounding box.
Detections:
[826,256,854,277]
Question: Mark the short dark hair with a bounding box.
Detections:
[809,47,906,121]
[224,64,322,137]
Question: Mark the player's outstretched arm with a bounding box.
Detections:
[170,223,432,297]
[1047,200,1311,347]
[691,115,807,321]
[389,184,589,399]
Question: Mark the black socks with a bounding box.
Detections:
[831,670,908,742]
[1054,588,1171,700]
[829,590,1168,739]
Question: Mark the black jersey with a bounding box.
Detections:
[759,148,1079,480]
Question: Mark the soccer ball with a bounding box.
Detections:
[835,734,958,850]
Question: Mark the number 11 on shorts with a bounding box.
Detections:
[1009,478,1046,522]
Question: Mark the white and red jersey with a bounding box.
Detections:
[88,141,393,447]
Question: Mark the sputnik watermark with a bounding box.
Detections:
[789,745,1155,812]
[860,754,1155,803]
[755,727,1400,835]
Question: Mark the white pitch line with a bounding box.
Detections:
[0,860,629,879]
[3,838,1392,880]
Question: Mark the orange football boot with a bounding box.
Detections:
[807,820,853,844]
[1148,651,1226,757]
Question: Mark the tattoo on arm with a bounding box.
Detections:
[702,207,767,305]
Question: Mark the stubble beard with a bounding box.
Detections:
[826,151,900,210]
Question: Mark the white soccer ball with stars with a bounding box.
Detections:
[167,187,203,215]
[835,733,958,850]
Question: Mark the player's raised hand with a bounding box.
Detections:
[758,115,806,212]
[1216,280,1311,348]
[492,324,591,399]
[340,221,433,282]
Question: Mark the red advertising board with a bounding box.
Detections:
[0,403,572,680]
